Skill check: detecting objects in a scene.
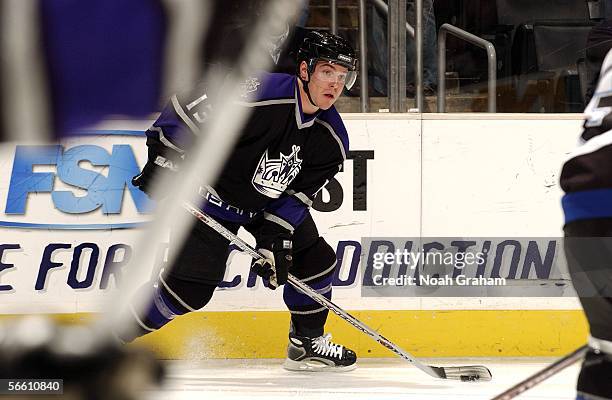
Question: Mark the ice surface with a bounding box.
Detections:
[146,358,580,400]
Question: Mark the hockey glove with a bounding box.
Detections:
[132,139,182,199]
[251,232,292,290]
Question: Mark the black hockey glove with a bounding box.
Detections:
[251,231,292,290]
[132,139,182,199]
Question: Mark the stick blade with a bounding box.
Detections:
[441,365,493,382]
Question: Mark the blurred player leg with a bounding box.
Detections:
[118,217,239,343]
[564,219,612,400]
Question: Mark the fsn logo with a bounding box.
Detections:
[5,144,153,215]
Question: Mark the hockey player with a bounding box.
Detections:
[561,48,612,400]
[125,31,358,371]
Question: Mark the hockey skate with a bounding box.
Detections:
[283,332,357,372]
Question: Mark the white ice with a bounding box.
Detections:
[146,358,580,400]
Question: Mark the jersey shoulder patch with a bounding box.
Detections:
[244,73,295,102]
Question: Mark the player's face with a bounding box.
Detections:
[306,61,348,110]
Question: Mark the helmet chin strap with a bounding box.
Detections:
[299,74,319,109]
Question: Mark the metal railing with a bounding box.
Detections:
[328,0,367,111]
[369,0,418,112]
[388,0,407,112]
[415,0,423,111]
[330,0,415,112]
[329,0,416,37]
[329,2,496,113]
[437,23,497,112]
[330,0,338,34]
[371,0,415,38]
[358,0,369,112]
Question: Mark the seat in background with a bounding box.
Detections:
[512,20,594,111]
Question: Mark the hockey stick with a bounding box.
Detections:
[183,202,492,382]
[490,344,587,400]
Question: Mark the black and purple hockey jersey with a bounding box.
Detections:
[147,72,349,232]
[561,49,612,224]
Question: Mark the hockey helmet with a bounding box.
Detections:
[297,31,358,90]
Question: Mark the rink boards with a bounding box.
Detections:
[0,113,589,357]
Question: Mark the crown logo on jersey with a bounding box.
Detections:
[252,145,302,198]
[240,77,261,98]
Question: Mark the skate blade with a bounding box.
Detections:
[438,365,493,381]
[283,358,357,372]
